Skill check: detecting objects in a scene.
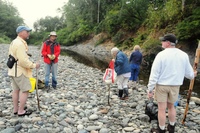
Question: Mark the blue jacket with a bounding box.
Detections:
[129,50,142,65]
[115,51,131,76]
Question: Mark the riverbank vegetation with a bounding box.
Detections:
[0,0,200,52]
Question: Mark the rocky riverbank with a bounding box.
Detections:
[0,44,200,133]
[62,34,115,64]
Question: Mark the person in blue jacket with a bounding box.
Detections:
[129,45,142,89]
[111,47,131,100]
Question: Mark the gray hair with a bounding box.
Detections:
[170,42,176,46]
[111,47,119,55]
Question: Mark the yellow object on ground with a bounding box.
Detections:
[29,77,36,93]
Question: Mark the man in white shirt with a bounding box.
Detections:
[147,34,197,133]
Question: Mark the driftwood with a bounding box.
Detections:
[193,109,200,114]
[191,97,200,105]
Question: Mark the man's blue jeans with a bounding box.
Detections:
[44,63,58,88]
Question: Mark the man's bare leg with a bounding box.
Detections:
[12,89,20,113]
[18,91,29,114]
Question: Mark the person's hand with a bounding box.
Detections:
[112,58,115,62]
[147,90,154,99]
[194,70,198,77]
[35,62,40,69]
[51,54,55,60]
[47,54,51,59]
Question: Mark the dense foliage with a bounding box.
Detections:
[0,0,200,50]
[176,7,200,40]
[0,0,23,43]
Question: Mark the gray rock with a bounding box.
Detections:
[0,128,15,133]
[9,119,18,126]
[138,114,150,122]
[78,129,89,133]
[85,126,101,131]
[37,128,48,133]
[89,114,98,120]
[14,124,22,131]
[59,120,69,127]
[99,128,109,133]
[28,128,39,133]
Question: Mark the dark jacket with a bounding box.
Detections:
[129,50,142,65]
[41,40,60,64]
[115,51,131,76]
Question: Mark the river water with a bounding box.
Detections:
[61,49,200,98]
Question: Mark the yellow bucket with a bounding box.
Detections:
[29,77,36,93]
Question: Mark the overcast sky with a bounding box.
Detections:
[4,0,68,29]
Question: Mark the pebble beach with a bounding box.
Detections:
[0,44,200,133]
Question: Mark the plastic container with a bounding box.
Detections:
[174,94,180,107]
[29,77,36,93]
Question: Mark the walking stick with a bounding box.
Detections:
[107,84,111,106]
[35,42,44,111]
[182,41,200,124]
[35,66,40,111]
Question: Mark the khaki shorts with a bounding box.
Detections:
[11,74,31,92]
[154,84,180,103]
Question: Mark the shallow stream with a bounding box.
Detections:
[61,49,200,98]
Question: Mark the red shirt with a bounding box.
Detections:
[41,40,60,64]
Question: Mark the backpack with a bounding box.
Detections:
[145,99,158,122]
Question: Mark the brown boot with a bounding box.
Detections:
[120,96,128,100]
[151,126,166,133]
[167,124,175,133]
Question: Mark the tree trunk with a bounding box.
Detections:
[182,0,185,11]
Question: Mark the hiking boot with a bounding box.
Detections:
[118,90,123,98]
[123,87,129,96]
[151,127,166,133]
[52,86,57,89]
[167,124,175,133]
[45,85,50,92]
[120,96,128,100]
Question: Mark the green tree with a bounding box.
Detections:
[0,0,23,39]
[33,16,63,32]
[176,7,200,40]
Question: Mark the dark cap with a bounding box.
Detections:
[159,34,178,44]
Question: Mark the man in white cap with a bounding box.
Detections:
[41,31,60,91]
[8,26,40,116]
[147,33,197,133]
